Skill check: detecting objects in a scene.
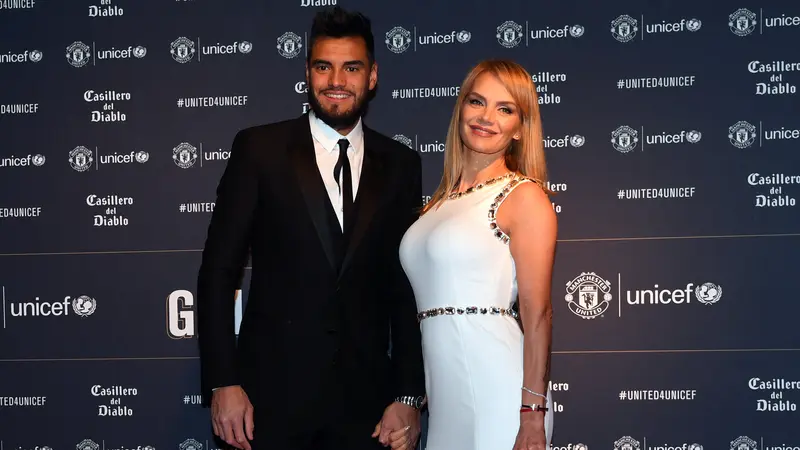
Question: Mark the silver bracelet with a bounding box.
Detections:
[522,386,547,402]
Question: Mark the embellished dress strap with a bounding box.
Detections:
[488,175,545,244]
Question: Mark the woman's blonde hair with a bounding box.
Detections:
[422,59,550,214]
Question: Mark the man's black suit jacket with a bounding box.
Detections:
[196,113,425,431]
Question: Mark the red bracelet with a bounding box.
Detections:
[521,404,548,413]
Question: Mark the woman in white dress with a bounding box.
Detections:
[397,59,557,450]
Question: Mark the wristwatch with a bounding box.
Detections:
[395,395,425,409]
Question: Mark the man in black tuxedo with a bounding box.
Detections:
[195,6,425,450]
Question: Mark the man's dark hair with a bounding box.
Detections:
[307,6,375,66]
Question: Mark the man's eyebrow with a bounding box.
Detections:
[310,59,366,66]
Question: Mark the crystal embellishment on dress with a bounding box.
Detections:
[416,305,519,322]
[447,172,516,200]
[488,176,543,244]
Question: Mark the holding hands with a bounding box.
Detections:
[210,386,254,450]
[513,409,548,450]
[372,401,421,449]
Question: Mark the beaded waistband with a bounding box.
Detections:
[417,306,519,322]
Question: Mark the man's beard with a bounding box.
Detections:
[307,87,370,130]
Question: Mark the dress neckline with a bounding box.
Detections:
[447,172,516,200]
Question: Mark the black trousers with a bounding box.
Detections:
[245,365,389,450]
[249,421,387,450]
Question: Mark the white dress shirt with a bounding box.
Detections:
[308,111,364,230]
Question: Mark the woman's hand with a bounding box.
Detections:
[512,412,547,450]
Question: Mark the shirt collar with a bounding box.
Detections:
[308,110,364,154]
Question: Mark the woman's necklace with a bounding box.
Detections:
[447,172,516,200]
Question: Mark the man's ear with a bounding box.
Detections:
[369,61,378,90]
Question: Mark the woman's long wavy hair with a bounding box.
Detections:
[421,59,550,215]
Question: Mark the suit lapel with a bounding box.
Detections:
[339,127,387,277]
[287,116,339,272]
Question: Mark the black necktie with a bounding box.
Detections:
[333,138,353,230]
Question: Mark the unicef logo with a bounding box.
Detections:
[170,37,195,63]
[392,134,413,149]
[694,282,722,305]
[686,130,702,143]
[686,18,702,32]
[71,295,96,317]
[32,154,45,166]
[729,8,757,36]
[570,135,585,147]
[238,41,253,53]
[135,151,149,163]
[611,15,638,42]
[569,25,585,38]
[133,45,147,58]
[29,50,43,62]
[728,120,756,148]
[496,20,523,48]
[69,146,94,172]
[66,41,91,67]
[385,26,411,54]
[456,30,471,43]
[277,32,302,59]
[611,125,638,153]
[554,445,588,450]
[173,142,198,169]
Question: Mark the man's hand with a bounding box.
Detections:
[211,385,254,450]
[371,402,420,449]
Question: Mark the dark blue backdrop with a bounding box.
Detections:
[2,0,799,449]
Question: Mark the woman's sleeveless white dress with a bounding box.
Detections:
[399,174,554,450]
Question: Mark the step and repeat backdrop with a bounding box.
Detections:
[1,0,799,448]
